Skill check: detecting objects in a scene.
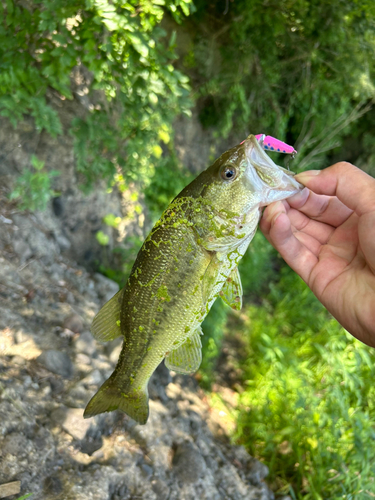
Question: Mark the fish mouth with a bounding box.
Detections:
[243,135,303,204]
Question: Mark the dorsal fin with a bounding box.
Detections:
[91,289,123,342]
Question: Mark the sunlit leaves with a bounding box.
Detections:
[0,0,192,190]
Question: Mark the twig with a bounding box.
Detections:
[0,481,21,498]
[297,100,373,170]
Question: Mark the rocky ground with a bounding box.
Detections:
[0,203,274,500]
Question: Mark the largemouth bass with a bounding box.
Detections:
[84,134,302,424]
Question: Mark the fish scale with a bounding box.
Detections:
[84,135,303,424]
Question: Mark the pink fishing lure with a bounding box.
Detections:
[241,134,297,155]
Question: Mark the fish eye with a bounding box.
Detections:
[220,165,237,182]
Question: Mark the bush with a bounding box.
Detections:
[189,0,375,169]
[1,0,193,189]
[9,155,59,211]
[236,267,375,498]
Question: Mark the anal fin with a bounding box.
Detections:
[91,289,123,342]
[165,327,203,374]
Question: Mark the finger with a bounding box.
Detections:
[359,211,375,274]
[262,203,323,257]
[287,187,353,227]
[263,198,335,245]
[286,207,335,245]
[261,200,289,236]
[260,202,319,284]
[291,227,323,257]
[295,162,375,216]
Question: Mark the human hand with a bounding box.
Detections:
[260,162,375,347]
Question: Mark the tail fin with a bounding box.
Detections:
[83,375,149,425]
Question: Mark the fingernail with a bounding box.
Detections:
[272,211,284,227]
[265,201,285,223]
[287,187,309,204]
[295,170,321,183]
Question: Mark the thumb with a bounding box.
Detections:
[295,162,375,217]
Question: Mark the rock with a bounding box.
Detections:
[247,457,269,486]
[12,238,33,263]
[51,407,91,440]
[52,196,64,217]
[81,369,103,386]
[11,355,27,366]
[140,463,153,478]
[75,331,97,356]
[37,350,73,378]
[76,352,91,365]
[49,377,64,394]
[109,343,122,365]
[60,328,75,339]
[172,441,206,484]
[93,272,119,303]
[151,478,170,499]
[13,215,59,264]
[43,475,63,495]
[63,312,84,333]
[91,355,112,375]
[2,433,29,457]
[55,233,71,251]
[79,436,103,456]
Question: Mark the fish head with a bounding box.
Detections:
[198,134,303,217]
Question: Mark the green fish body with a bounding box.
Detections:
[84,135,302,424]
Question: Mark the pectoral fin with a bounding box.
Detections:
[220,266,243,310]
[91,289,123,342]
[165,327,203,374]
[201,255,221,304]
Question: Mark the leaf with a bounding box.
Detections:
[96,230,110,246]
[103,213,121,228]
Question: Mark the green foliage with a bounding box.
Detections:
[9,155,59,211]
[199,298,229,388]
[96,230,110,246]
[235,267,375,498]
[190,0,375,168]
[144,152,194,219]
[1,0,193,188]
[238,231,280,298]
[15,495,32,500]
[103,213,121,228]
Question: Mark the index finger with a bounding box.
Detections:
[295,162,375,216]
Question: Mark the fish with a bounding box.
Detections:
[83,134,302,425]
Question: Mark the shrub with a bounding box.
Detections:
[236,267,375,498]
[1,0,193,189]
[9,155,59,211]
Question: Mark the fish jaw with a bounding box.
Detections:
[243,134,303,207]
